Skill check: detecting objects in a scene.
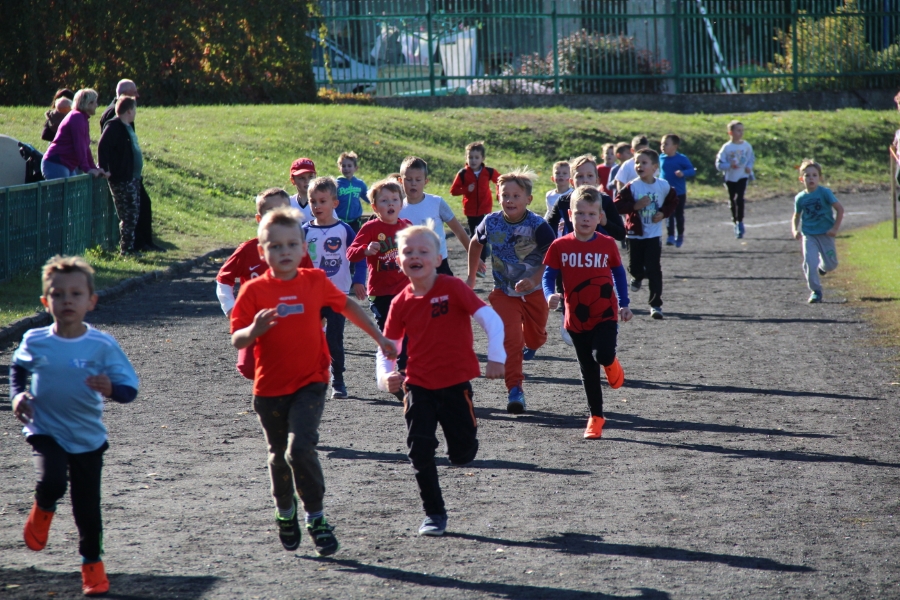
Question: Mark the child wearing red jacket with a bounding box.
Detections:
[450,141,499,264]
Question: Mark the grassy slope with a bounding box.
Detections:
[1,105,897,326]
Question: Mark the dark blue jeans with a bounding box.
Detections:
[322,306,346,385]
[666,194,687,237]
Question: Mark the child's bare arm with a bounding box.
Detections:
[447,217,471,251]
[466,238,484,288]
[791,212,802,240]
[341,299,397,359]
[827,202,844,237]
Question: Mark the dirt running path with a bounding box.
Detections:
[1,192,898,599]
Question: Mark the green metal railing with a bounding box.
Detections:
[0,176,118,282]
[311,0,900,96]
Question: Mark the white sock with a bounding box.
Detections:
[305,510,323,524]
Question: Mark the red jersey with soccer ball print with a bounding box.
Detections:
[217,237,313,286]
[384,275,486,389]
[347,218,411,296]
[230,268,346,397]
[543,232,622,333]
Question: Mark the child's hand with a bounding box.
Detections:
[380,370,404,394]
[547,293,562,310]
[793,230,802,240]
[634,195,652,210]
[484,360,505,380]
[250,308,278,338]
[619,307,634,323]
[826,227,839,238]
[651,211,665,223]
[86,375,112,397]
[744,166,752,174]
[352,283,366,301]
[477,260,487,275]
[365,241,380,256]
[12,392,34,424]
[468,183,475,192]
[514,279,536,294]
[675,169,684,178]
[379,337,398,360]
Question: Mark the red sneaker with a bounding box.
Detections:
[604,358,624,389]
[81,561,110,596]
[584,415,605,439]
[23,502,54,551]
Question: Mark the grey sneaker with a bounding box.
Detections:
[418,514,448,536]
[630,278,641,293]
[650,307,664,320]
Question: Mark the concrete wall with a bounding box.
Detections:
[375,89,898,113]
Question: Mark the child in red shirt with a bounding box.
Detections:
[450,141,499,265]
[231,207,395,557]
[376,225,505,536]
[543,186,633,439]
[216,188,312,379]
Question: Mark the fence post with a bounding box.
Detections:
[552,1,560,94]
[672,0,682,94]
[891,149,898,240]
[61,178,69,254]
[427,0,435,97]
[791,0,798,92]
[36,180,44,264]
[3,187,9,281]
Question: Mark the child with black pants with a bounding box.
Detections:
[716,120,755,239]
[11,256,139,597]
[377,225,506,536]
[614,149,678,320]
[543,186,632,439]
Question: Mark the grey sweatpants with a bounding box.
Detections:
[802,233,838,293]
[253,382,327,514]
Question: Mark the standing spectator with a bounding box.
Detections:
[41,89,75,142]
[40,89,108,181]
[98,97,144,255]
[99,80,139,131]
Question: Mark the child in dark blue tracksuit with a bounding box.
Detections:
[659,134,696,248]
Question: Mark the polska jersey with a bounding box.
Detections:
[302,220,363,293]
[544,233,623,333]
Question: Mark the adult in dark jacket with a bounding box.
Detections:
[99,96,143,255]
[41,88,75,142]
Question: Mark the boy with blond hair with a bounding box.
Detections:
[606,142,633,201]
[792,159,844,304]
[336,151,369,232]
[596,143,616,196]
[545,160,572,225]
[376,224,506,536]
[11,256,139,596]
[467,169,555,414]
[716,120,755,239]
[231,207,396,557]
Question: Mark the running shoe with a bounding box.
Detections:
[23,502,54,551]
[808,291,823,304]
[560,320,573,346]
[739,222,746,237]
[817,266,827,276]
[675,235,684,248]
[630,278,641,293]
[522,347,537,360]
[306,516,340,557]
[82,561,109,596]
[331,382,347,399]
[650,307,664,320]
[603,358,624,389]
[734,222,741,238]
[275,499,301,551]
[507,386,526,414]
[665,235,675,246]
[584,415,606,439]
[418,514,448,536]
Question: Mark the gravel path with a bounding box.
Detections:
[1,192,898,599]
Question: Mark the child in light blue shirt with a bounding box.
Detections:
[336,151,369,232]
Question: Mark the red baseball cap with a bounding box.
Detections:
[290,158,316,176]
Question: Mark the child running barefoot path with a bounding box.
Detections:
[467,169,554,414]
[11,256,139,596]
[792,159,844,304]
[377,225,506,536]
[543,186,632,439]
[231,208,396,557]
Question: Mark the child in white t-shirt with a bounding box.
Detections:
[545,160,571,225]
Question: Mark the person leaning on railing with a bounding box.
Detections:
[41,88,74,142]
[98,96,143,255]
[40,88,109,181]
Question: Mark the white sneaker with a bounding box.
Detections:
[560,318,573,346]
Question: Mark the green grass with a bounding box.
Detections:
[1,104,897,327]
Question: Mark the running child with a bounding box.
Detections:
[546,154,626,242]
[450,141,499,267]
[215,188,312,380]
[659,134,696,247]
[545,160,572,227]
[400,156,473,276]
[231,207,396,557]
[376,224,506,536]
[716,120,755,239]
[11,256,139,596]
[303,176,367,398]
[613,135,652,192]
[467,169,554,414]
[288,157,317,224]
[791,159,844,304]
[596,143,616,197]
[336,151,369,232]
[614,149,679,320]
[543,186,633,439]
[606,142,633,201]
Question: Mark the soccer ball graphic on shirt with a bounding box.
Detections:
[568,276,616,327]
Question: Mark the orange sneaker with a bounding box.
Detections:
[81,561,109,596]
[584,415,605,439]
[604,358,624,389]
[23,502,54,551]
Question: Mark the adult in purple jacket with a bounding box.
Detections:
[41,88,109,181]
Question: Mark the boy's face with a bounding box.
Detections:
[604,147,616,164]
[258,223,307,278]
[571,162,598,188]
[41,271,97,329]
[339,159,357,179]
[291,172,315,198]
[729,124,744,142]
[309,190,339,221]
[499,181,532,221]
[255,194,289,222]
[373,190,402,223]
[399,232,440,282]
[569,198,603,237]
[801,166,820,192]
[660,139,678,156]
[634,154,657,181]
[401,168,427,201]
[552,166,571,189]
[466,150,484,171]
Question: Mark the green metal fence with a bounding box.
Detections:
[311,0,900,96]
[0,176,118,282]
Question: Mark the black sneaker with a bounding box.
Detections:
[817,267,827,276]
[306,516,340,557]
[275,500,301,551]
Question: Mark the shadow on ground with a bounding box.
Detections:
[0,567,219,600]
